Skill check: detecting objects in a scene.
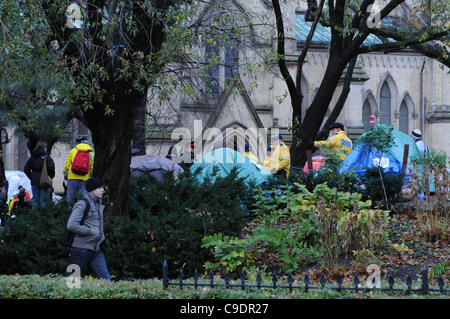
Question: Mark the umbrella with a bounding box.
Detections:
[130,155,184,182]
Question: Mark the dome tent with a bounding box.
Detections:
[339,126,434,191]
[339,126,423,176]
[190,147,271,186]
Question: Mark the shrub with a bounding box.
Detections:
[409,149,449,242]
[0,168,253,280]
[0,200,70,276]
[104,168,253,279]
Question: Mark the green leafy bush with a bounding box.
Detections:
[0,168,253,280]
[212,182,390,272]
[0,201,70,276]
[104,168,253,279]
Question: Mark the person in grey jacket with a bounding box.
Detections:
[66,177,111,280]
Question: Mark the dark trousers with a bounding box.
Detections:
[66,247,111,280]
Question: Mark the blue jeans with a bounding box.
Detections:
[66,179,86,203]
[66,247,111,280]
[31,185,52,208]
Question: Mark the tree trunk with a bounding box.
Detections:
[86,93,142,216]
[132,97,147,155]
[291,54,348,168]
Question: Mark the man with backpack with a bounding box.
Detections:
[65,177,110,280]
[64,136,94,202]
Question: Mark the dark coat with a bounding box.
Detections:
[24,150,55,189]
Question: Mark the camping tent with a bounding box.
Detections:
[339,126,423,177]
[338,127,435,190]
[190,147,271,185]
[5,171,33,201]
[130,155,184,182]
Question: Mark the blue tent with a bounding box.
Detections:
[190,148,271,186]
[339,142,404,176]
[339,126,434,191]
[340,127,423,175]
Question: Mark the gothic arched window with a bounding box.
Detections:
[362,99,372,130]
[380,82,391,125]
[205,39,221,96]
[399,100,409,134]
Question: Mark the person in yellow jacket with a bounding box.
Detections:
[64,136,95,202]
[313,122,353,160]
[244,143,261,165]
[263,145,273,171]
[267,135,291,178]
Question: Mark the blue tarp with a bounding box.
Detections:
[339,142,404,176]
[339,126,434,191]
[340,127,423,176]
[190,147,271,186]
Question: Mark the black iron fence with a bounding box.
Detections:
[162,260,449,295]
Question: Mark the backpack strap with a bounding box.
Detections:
[79,198,91,225]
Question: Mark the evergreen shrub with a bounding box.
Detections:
[0,168,253,280]
[105,168,253,279]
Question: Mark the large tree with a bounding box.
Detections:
[271,0,449,168]
[0,0,195,215]
[0,1,73,152]
[1,0,265,216]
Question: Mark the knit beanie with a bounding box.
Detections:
[85,177,104,192]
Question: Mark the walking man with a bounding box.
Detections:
[66,177,110,280]
[64,136,94,202]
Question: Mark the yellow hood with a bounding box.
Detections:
[75,143,93,152]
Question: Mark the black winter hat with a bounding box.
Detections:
[85,177,104,192]
[329,122,345,130]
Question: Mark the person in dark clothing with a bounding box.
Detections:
[0,148,8,216]
[0,148,9,226]
[24,142,55,208]
[66,177,110,280]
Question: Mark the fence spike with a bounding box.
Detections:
[272,271,278,289]
[388,274,395,290]
[225,271,231,289]
[406,275,412,291]
[179,267,184,290]
[421,265,429,295]
[288,273,294,291]
[241,270,246,290]
[256,272,262,289]
[438,275,444,293]
[320,273,326,288]
[193,269,198,290]
[209,270,214,288]
[304,273,310,292]
[337,274,343,291]
[354,274,360,290]
[162,260,169,289]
